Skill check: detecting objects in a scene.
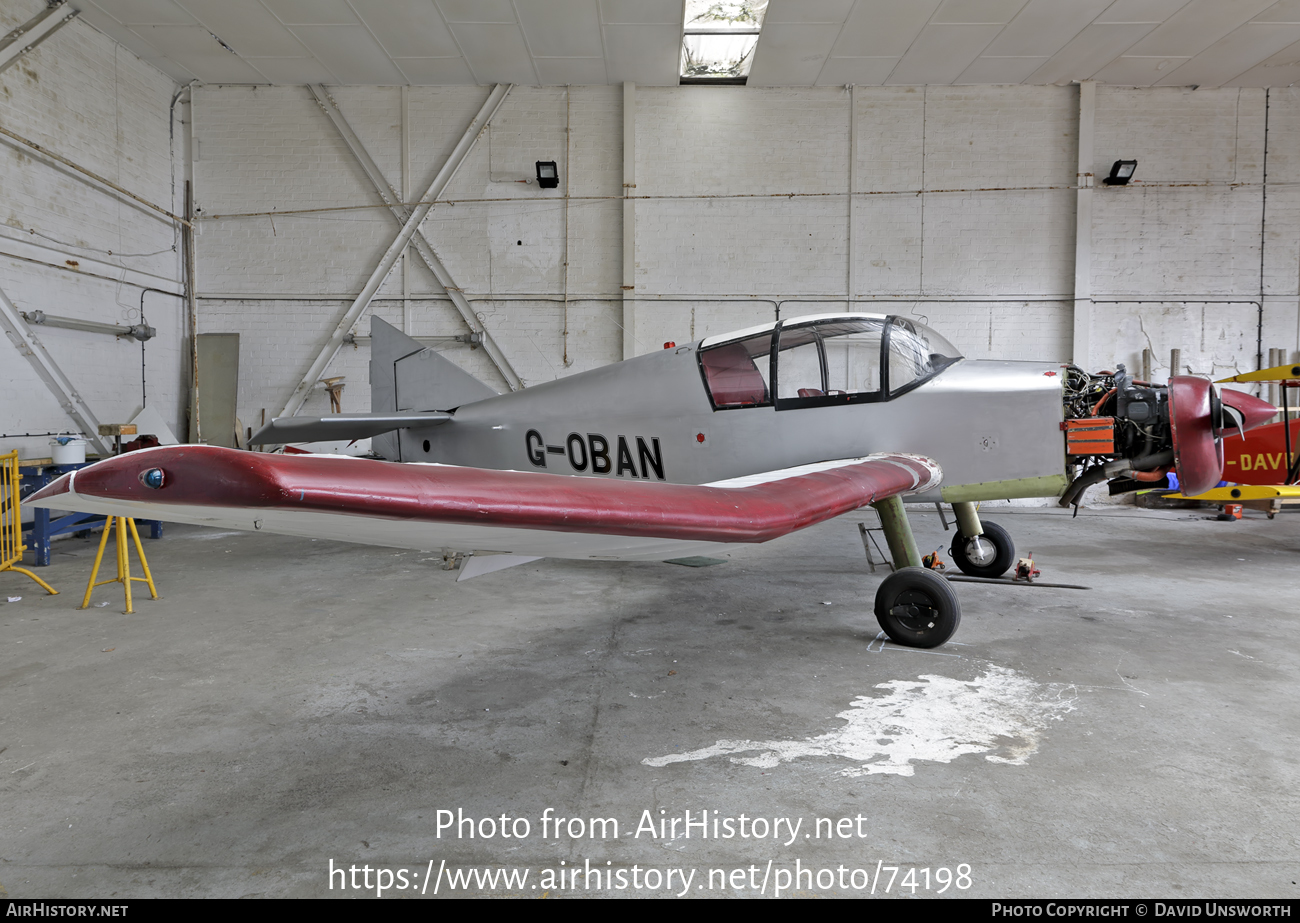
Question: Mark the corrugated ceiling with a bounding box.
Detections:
[67,0,1300,87]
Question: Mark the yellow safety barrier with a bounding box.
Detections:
[79,516,158,614]
[0,450,58,595]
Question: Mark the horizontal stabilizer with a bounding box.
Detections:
[250,412,451,445]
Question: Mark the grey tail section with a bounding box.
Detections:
[370,316,498,460]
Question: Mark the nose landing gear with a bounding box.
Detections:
[950,520,1015,578]
[948,501,1015,578]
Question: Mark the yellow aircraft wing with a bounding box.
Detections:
[1216,363,1300,384]
[1168,484,1300,501]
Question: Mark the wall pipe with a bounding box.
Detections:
[19,310,155,342]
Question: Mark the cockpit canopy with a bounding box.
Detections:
[697,314,961,411]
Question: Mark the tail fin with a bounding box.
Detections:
[370,317,497,459]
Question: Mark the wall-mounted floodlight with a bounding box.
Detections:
[536,161,558,189]
[1103,160,1137,185]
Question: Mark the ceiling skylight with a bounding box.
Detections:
[680,0,768,84]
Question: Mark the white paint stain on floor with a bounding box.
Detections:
[644,666,1075,777]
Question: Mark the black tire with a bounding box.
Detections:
[949,520,1015,579]
[874,567,961,649]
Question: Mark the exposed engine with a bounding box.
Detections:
[1059,364,1275,509]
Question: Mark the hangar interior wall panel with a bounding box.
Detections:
[3,8,1300,458]
[190,83,1300,428]
[194,84,629,420]
[1255,87,1300,375]
[0,2,185,462]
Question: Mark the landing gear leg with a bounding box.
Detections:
[871,495,921,570]
[949,501,1015,578]
[870,496,961,648]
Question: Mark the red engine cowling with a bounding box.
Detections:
[1168,376,1276,495]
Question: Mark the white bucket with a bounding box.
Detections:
[50,436,86,465]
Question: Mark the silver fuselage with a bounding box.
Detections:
[396,343,1067,503]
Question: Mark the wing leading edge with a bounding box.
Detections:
[28,446,940,552]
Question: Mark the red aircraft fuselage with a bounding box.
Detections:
[1222,416,1299,485]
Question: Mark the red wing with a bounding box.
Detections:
[30,446,941,545]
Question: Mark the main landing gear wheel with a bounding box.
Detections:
[874,567,961,649]
[949,520,1015,579]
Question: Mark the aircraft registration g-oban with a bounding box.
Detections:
[28,313,1275,649]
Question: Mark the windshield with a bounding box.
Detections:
[886,316,961,396]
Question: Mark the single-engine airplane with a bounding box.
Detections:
[1160,363,1300,515]
[28,312,1275,648]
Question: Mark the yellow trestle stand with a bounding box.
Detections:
[80,516,158,614]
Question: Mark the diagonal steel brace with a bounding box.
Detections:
[281,85,513,417]
[308,84,522,392]
[0,1,78,75]
[282,85,519,419]
[0,283,111,456]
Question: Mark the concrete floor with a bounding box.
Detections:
[1,505,1297,899]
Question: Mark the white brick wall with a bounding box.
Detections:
[124,81,1300,425]
[1259,88,1300,373]
[194,79,1102,426]
[1089,87,1290,381]
[0,0,184,461]
[5,5,1300,457]
[193,84,629,414]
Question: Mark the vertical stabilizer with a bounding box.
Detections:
[369,317,417,459]
[369,317,498,459]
